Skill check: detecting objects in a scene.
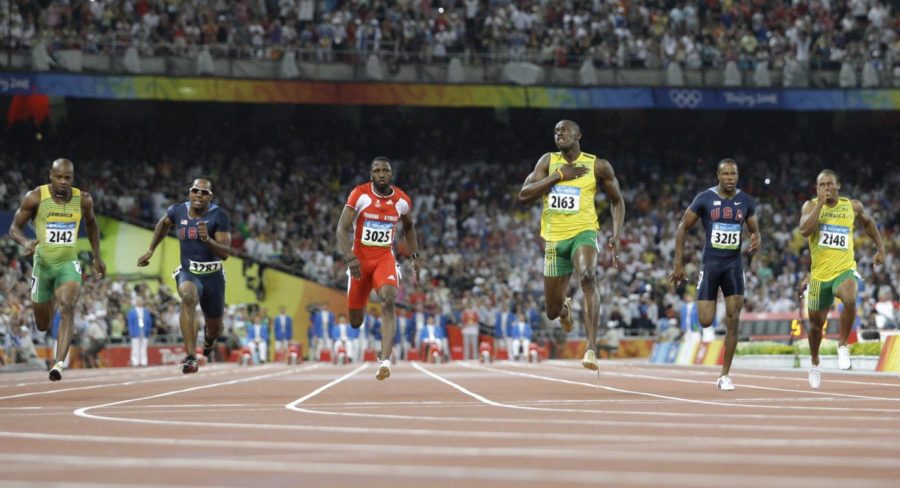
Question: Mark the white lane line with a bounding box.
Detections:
[0,365,274,401]
[283,363,900,435]
[464,362,900,413]
[0,453,895,488]
[0,481,211,488]
[549,360,900,385]
[73,365,319,421]
[285,364,368,410]
[3,431,900,470]
[0,365,238,388]
[54,364,900,449]
[571,365,900,402]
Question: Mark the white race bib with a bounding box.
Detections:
[46,221,76,247]
[548,186,580,214]
[188,260,223,274]
[818,224,849,250]
[361,220,394,247]
[711,223,741,250]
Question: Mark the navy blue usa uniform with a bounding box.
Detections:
[687,187,756,300]
[167,202,230,319]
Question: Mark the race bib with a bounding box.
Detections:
[818,224,849,250]
[548,186,580,214]
[711,223,741,250]
[46,221,76,247]
[361,220,393,247]
[188,260,223,274]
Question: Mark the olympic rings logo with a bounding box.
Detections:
[668,89,703,108]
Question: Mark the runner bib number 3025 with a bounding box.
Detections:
[361,220,394,247]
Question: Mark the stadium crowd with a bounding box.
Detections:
[0,106,898,363]
[1,0,896,72]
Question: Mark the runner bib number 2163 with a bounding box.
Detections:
[548,186,580,214]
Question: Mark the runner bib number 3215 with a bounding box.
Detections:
[711,223,741,250]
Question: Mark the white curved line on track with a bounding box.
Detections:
[73,365,317,421]
[51,363,900,449]
[0,365,253,401]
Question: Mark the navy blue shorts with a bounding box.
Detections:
[175,269,226,319]
[696,260,744,301]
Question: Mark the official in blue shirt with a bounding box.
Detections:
[273,305,293,354]
[127,297,153,367]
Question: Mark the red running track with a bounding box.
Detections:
[1,360,900,487]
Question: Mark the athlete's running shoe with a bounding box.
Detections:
[375,359,392,381]
[837,345,851,370]
[49,361,64,382]
[581,349,598,371]
[808,366,822,389]
[181,357,199,374]
[560,297,574,334]
[716,375,735,391]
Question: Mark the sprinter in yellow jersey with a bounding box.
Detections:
[519,120,625,371]
[9,159,105,382]
[799,169,884,389]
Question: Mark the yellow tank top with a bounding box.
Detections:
[809,196,855,281]
[35,185,82,264]
[540,152,599,241]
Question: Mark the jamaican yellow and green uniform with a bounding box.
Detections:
[807,197,857,311]
[31,185,83,303]
[541,152,599,277]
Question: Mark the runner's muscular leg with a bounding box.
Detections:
[33,299,56,332]
[720,294,744,376]
[544,275,571,320]
[54,281,81,363]
[377,284,399,361]
[178,281,200,353]
[833,277,858,347]
[573,244,600,349]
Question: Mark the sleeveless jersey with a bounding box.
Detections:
[35,185,82,264]
[540,152,599,241]
[809,197,856,281]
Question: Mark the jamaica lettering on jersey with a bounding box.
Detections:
[166,202,231,275]
[687,187,756,264]
[35,185,82,264]
[540,152,599,241]
[345,183,412,260]
[809,197,856,281]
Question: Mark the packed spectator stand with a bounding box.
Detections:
[1,1,897,85]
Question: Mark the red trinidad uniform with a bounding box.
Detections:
[345,183,413,310]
